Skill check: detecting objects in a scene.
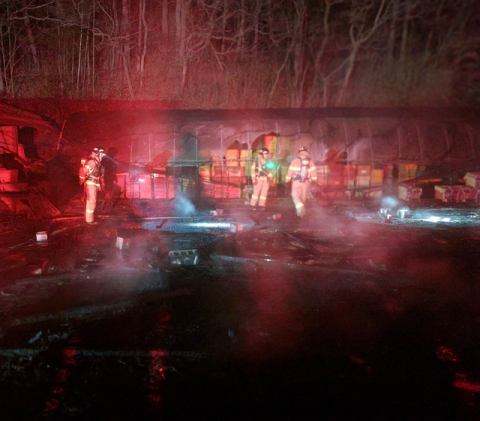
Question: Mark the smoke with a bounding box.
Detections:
[381,196,399,209]
[175,193,196,217]
[348,137,371,161]
[296,206,344,238]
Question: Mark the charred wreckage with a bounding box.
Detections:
[0,104,480,419]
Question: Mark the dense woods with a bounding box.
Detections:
[0,0,479,108]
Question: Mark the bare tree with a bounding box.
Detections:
[175,0,188,89]
[0,0,476,107]
[137,0,147,87]
[162,0,169,36]
[306,0,344,107]
[122,0,131,66]
[335,0,392,106]
[21,0,39,70]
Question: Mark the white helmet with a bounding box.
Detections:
[92,148,105,158]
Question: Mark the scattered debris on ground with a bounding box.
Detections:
[1,197,480,420]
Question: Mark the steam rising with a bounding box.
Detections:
[175,193,196,217]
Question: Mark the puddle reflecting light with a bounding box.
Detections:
[427,216,452,223]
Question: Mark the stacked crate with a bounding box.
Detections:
[435,185,464,202]
[342,164,355,188]
[398,184,423,201]
[264,135,277,156]
[240,147,251,181]
[435,185,479,203]
[226,166,243,198]
[318,164,385,197]
[199,164,214,198]
[0,169,18,183]
[225,148,240,167]
[316,165,330,187]
[356,165,371,187]
[369,167,384,197]
[118,172,175,200]
[465,172,480,189]
[211,157,225,198]
[151,173,174,199]
[322,164,344,198]
[462,186,479,201]
[398,164,418,181]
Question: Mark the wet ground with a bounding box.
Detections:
[1,196,480,420]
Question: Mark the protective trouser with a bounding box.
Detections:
[250,177,270,208]
[292,179,310,217]
[85,182,99,223]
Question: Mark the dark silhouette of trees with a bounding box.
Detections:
[0,0,478,108]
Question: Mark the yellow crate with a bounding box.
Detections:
[356,165,371,176]
[399,164,417,181]
[356,176,370,187]
[371,169,383,186]
[225,149,239,166]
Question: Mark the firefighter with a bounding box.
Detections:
[82,147,105,224]
[250,148,273,210]
[285,146,317,217]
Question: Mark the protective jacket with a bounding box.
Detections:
[83,155,104,224]
[285,150,317,217]
[252,157,273,183]
[285,151,317,184]
[84,157,104,189]
[250,156,273,208]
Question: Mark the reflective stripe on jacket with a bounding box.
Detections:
[285,151,317,183]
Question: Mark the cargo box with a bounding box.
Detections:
[462,186,479,202]
[356,165,371,176]
[356,176,370,187]
[398,185,422,201]
[371,169,383,186]
[0,182,27,192]
[398,164,418,181]
[316,165,330,186]
[465,172,480,189]
[0,169,18,183]
[435,185,463,202]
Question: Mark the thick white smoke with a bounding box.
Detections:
[175,193,196,217]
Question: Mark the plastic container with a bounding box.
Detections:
[36,231,48,242]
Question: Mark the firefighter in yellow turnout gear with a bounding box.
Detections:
[80,148,105,224]
[285,147,317,217]
[250,148,273,211]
